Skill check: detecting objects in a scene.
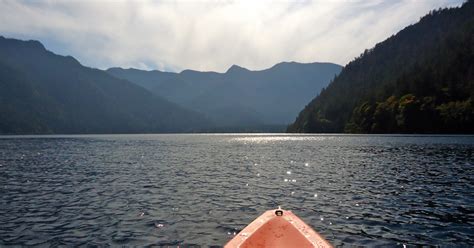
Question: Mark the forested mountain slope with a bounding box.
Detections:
[288,0,474,133]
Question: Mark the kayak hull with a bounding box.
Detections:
[225,209,332,248]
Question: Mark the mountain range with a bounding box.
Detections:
[0,36,340,134]
[107,62,341,129]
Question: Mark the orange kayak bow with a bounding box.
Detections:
[225,208,333,248]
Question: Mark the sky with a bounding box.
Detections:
[0,0,465,72]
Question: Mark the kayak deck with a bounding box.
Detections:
[225,208,332,248]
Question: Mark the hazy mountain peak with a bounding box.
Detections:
[179,69,199,74]
[276,61,298,65]
[108,67,147,73]
[0,36,83,68]
[107,67,125,72]
[270,61,338,69]
[0,36,46,51]
[108,67,168,74]
[226,64,249,73]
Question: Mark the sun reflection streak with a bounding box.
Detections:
[230,135,330,144]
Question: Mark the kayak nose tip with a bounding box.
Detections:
[275,209,284,216]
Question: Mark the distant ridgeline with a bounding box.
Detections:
[0,36,341,134]
[107,62,341,129]
[288,0,474,134]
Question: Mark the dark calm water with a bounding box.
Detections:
[1,134,473,247]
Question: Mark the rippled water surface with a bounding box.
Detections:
[1,134,474,247]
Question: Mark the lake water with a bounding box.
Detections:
[0,134,473,247]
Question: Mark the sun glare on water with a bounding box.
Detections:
[230,135,330,144]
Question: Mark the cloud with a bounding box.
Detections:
[0,0,464,72]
